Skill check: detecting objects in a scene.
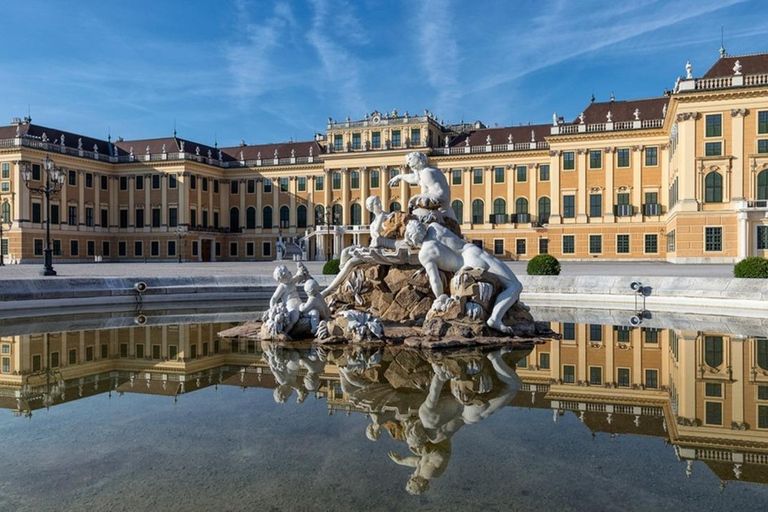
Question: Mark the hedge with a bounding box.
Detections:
[526,254,561,276]
[322,258,341,275]
[733,257,768,278]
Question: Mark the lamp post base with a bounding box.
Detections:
[41,249,57,276]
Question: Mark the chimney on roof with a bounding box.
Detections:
[610,92,615,102]
[240,140,246,147]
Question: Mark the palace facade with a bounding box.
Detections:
[2,50,768,264]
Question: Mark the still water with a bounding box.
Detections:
[0,305,767,511]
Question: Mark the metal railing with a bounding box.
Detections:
[615,204,634,217]
[642,203,663,216]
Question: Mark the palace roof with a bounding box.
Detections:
[703,52,768,78]
[449,123,551,146]
[575,97,668,124]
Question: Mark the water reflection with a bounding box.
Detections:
[1,319,768,491]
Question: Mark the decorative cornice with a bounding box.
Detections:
[731,108,748,117]
[676,112,700,122]
[632,145,644,152]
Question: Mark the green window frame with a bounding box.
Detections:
[617,234,630,254]
[562,235,575,254]
[516,166,527,182]
[539,165,550,181]
[562,322,575,340]
[617,148,630,168]
[452,169,462,185]
[589,234,602,254]
[473,168,483,185]
[705,226,722,252]
[644,234,658,254]
[563,195,575,218]
[494,167,505,183]
[645,147,658,166]
[705,401,722,425]
[705,142,722,156]
[563,151,575,170]
[589,194,602,217]
[704,336,723,367]
[589,150,602,169]
[705,114,722,137]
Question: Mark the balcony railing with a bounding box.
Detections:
[747,200,768,208]
[643,203,663,216]
[432,140,549,156]
[615,204,634,217]
[551,118,663,136]
[513,213,531,224]
[489,214,509,224]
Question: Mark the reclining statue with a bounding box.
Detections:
[403,219,522,334]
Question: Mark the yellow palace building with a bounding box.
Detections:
[1,50,768,264]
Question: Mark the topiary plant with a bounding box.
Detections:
[733,257,768,278]
[322,258,341,275]
[527,254,561,276]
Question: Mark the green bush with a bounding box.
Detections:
[322,258,341,275]
[526,254,561,276]
[733,257,768,278]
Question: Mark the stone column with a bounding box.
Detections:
[161,175,168,225]
[128,176,135,228]
[307,176,315,228]
[197,176,203,226]
[272,179,279,229]
[463,168,471,221]
[576,149,587,221]
[606,327,614,385]
[12,161,23,224]
[577,324,587,383]
[483,166,492,225]
[380,167,390,210]
[78,171,85,227]
[178,174,186,225]
[731,109,747,201]
[507,165,515,223]
[604,147,615,221]
[94,176,100,228]
[632,146,643,219]
[632,329,642,385]
[676,113,699,211]
[110,177,118,229]
[342,168,351,225]
[549,151,561,223]
[289,177,296,227]
[677,332,697,421]
[530,163,539,220]
[256,177,263,227]
[660,144,670,211]
[731,337,745,426]
[223,178,232,228]
[360,167,369,219]
[738,211,749,259]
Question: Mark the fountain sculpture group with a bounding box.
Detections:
[221,151,555,348]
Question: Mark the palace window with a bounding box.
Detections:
[392,130,401,147]
[539,353,550,369]
[280,178,288,192]
[135,175,144,190]
[758,170,768,200]
[264,179,272,193]
[202,177,208,192]
[706,114,722,137]
[333,135,343,151]
[759,111,768,134]
[135,208,144,228]
[645,369,658,389]
[351,171,359,189]
[705,401,722,426]
[705,227,722,251]
[315,175,324,191]
[759,140,768,154]
[589,150,602,169]
[589,324,602,341]
[411,128,421,146]
[562,235,575,254]
[471,200,484,224]
[50,204,59,225]
[758,226,768,250]
[352,133,361,150]
[32,164,41,181]
[539,164,550,181]
[589,367,603,386]
[451,200,463,224]
[644,234,658,254]
[168,208,178,228]
[705,382,722,397]
[169,174,178,189]
[705,142,722,156]
[134,241,143,257]
[562,322,575,340]
[516,239,526,255]
[452,169,462,185]
[494,239,504,255]
[473,168,483,185]
[332,172,341,190]
[563,151,575,170]
[643,328,659,344]
[589,194,602,217]
[645,147,658,166]
[150,241,160,257]
[539,238,549,254]
[370,170,379,188]
[0,162,8,179]
[85,173,93,188]
[562,195,575,218]
[297,205,307,228]
[69,170,77,186]
[757,338,768,371]
[589,234,602,254]
[563,365,575,383]
[70,240,79,256]
[152,174,161,189]
[617,234,630,254]
[69,205,77,226]
[617,368,630,387]
[85,207,93,227]
[120,176,128,190]
[616,326,631,342]
[516,166,527,182]
[617,148,630,168]
[704,336,723,367]
[538,197,551,225]
[371,131,381,149]
[494,167,505,183]
[263,206,273,229]
[351,203,362,225]
[298,177,306,192]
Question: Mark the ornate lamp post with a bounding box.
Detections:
[22,156,65,276]
[0,218,10,267]
[176,225,187,263]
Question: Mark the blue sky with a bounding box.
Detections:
[0,0,765,147]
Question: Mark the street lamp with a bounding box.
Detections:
[0,217,10,267]
[22,156,65,276]
[176,225,187,263]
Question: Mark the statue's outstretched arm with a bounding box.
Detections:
[388,451,419,467]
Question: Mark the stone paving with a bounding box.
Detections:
[0,260,734,280]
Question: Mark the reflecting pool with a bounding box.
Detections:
[1,306,767,511]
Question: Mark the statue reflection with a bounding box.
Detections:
[261,341,328,403]
[344,346,529,495]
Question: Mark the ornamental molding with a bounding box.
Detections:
[632,145,644,152]
[731,108,748,117]
[548,150,561,157]
[603,147,614,153]
[675,112,700,122]
[576,148,587,155]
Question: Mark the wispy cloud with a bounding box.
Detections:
[306,0,367,117]
[417,0,460,114]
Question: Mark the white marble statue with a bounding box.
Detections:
[403,219,522,333]
[387,152,456,221]
[262,262,309,335]
[685,60,693,79]
[298,279,331,335]
[366,195,395,249]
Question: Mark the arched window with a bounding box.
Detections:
[451,200,463,224]
[297,205,307,228]
[280,205,290,228]
[315,205,325,226]
[390,201,401,212]
[758,338,768,371]
[705,171,723,203]
[538,197,551,224]
[0,202,9,223]
[758,169,768,200]
[493,198,506,215]
[350,203,362,225]
[704,336,723,367]
[472,199,484,224]
[263,206,273,229]
[229,207,240,231]
[332,204,342,225]
[246,206,256,229]
[515,197,529,214]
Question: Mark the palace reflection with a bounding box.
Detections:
[1,320,767,488]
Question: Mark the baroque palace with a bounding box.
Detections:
[2,50,768,264]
